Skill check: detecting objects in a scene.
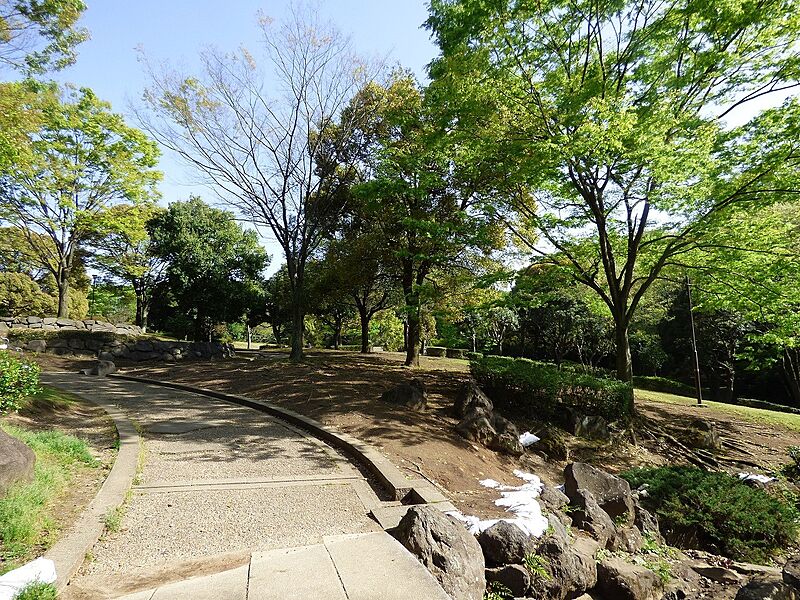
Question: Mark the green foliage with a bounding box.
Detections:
[483,581,513,600]
[13,582,57,600]
[426,346,447,357]
[622,466,799,563]
[632,376,699,399]
[0,272,55,317]
[471,355,633,422]
[0,352,40,414]
[0,0,88,74]
[147,197,268,341]
[0,425,98,570]
[523,552,551,581]
[370,310,405,352]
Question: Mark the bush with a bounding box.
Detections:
[0,351,40,414]
[425,346,446,357]
[445,348,468,359]
[622,466,799,563]
[464,351,483,361]
[470,355,633,422]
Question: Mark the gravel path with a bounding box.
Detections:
[42,374,379,597]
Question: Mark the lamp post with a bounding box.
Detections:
[686,275,703,406]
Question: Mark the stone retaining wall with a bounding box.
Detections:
[4,327,234,362]
[0,316,143,336]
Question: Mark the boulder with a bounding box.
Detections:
[485,564,530,597]
[478,520,537,566]
[536,428,570,461]
[24,339,46,353]
[596,557,663,600]
[633,496,662,544]
[488,414,524,455]
[81,360,117,377]
[683,419,721,451]
[539,485,570,514]
[454,380,493,418]
[735,579,798,600]
[688,562,743,584]
[530,520,598,600]
[569,488,616,548]
[456,411,496,447]
[380,379,427,411]
[609,525,644,553]
[571,413,611,441]
[0,429,35,496]
[784,556,800,590]
[564,463,635,525]
[394,506,485,600]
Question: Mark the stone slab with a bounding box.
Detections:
[370,502,459,531]
[249,544,347,600]
[149,564,248,600]
[324,532,450,600]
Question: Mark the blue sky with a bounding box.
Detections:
[53,0,437,208]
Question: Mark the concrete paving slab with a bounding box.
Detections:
[146,420,215,434]
[370,502,459,530]
[324,532,450,600]
[149,564,248,600]
[249,545,347,600]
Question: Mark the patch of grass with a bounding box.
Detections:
[13,582,57,600]
[622,466,799,563]
[103,505,124,534]
[0,425,99,572]
[635,389,800,432]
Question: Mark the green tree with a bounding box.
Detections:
[0,87,161,317]
[87,203,164,330]
[0,0,88,74]
[147,197,269,341]
[354,74,509,366]
[427,0,800,385]
[0,271,53,316]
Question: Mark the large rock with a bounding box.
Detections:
[596,557,663,600]
[529,518,598,600]
[564,462,635,525]
[609,525,645,553]
[454,380,493,418]
[633,496,662,544]
[570,488,616,547]
[478,520,537,566]
[81,359,117,376]
[456,410,496,446]
[485,564,530,597]
[381,379,427,411]
[536,428,570,461]
[736,579,799,600]
[784,556,800,590]
[0,429,35,496]
[683,419,722,451]
[24,339,46,353]
[394,506,485,600]
[488,414,523,456]
[571,413,610,441]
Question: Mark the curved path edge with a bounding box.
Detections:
[42,375,141,593]
[108,373,447,507]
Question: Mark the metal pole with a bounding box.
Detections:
[90,275,96,318]
[686,275,703,406]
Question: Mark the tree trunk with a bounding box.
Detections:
[782,348,800,405]
[359,306,370,353]
[406,312,421,367]
[56,268,70,318]
[289,304,304,361]
[333,318,342,350]
[614,320,633,382]
[247,324,252,350]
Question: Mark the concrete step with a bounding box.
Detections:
[370,502,458,530]
[114,532,450,600]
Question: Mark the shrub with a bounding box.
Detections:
[0,351,40,414]
[464,351,484,361]
[622,466,799,563]
[425,346,446,357]
[445,348,468,359]
[633,375,699,398]
[13,582,57,600]
[471,355,633,422]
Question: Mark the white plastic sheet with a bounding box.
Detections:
[518,431,540,447]
[0,558,57,600]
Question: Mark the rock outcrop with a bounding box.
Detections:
[0,429,35,496]
[380,379,427,411]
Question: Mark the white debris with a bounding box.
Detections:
[738,472,776,484]
[519,431,540,447]
[0,557,57,600]
[446,471,550,539]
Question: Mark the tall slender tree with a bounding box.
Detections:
[137,6,376,360]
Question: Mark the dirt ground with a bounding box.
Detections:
[1,386,117,570]
[32,348,800,521]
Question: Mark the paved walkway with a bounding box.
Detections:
[42,374,446,599]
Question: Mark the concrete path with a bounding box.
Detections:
[41,375,446,599]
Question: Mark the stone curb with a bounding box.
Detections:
[108,373,443,505]
[42,380,141,592]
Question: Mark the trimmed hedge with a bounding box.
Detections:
[622,466,799,563]
[470,355,633,422]
[445,348,468,359]
[425,346,447,357]
[464,351,483,361]
[633,375,701,398]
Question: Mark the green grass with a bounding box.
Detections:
[635,389,800,431]
[0,425,99,573]
[13,582,57,600]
